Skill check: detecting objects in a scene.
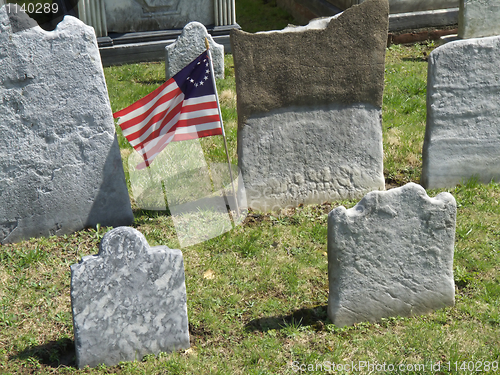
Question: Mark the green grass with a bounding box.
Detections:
[382,42,434,186]
[235,0,297,33]
[1,2,500,374]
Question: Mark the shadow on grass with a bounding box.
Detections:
[244,304,329,333]
[402,56,428,62]
[11,337,76,368]
[133,80,167,85]
[133,207,172,220]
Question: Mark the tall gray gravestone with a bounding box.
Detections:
[458,0,500,39]
[231,0,388,212]
[421,35,500,189]
[71,226,190,368]
[0,6,133,243]
[165,21,224,80]
[328,183,456,327]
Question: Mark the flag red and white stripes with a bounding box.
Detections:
[113,51,223,169]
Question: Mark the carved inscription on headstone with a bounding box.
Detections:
[231,0,389,211]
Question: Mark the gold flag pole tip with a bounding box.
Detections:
[205,37,210,50]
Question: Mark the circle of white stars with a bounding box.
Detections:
[186,58,211,88]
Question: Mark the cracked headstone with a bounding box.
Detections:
[421,35,500,189]
[459,0,500,39]
[71,226,190,369]
[327,183,456,327]
[231,0,388,211]
[0,7,133,243]
[166,21,224,80]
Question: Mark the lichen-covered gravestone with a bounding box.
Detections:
[231,0,388,211]
[421,35,500,189]
[165,21,224,80]
[458,0,500,39]
[0,7,133,243]
[71,226,190,369]
[328,183,456,327]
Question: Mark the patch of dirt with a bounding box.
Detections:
[189,323,213,346]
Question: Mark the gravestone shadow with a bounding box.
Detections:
[86,136,134,230]
[133,79,167,85]
[133,207,172,218]
[10,337,76,368]
[244,304,329,333]
[402,56,428,62]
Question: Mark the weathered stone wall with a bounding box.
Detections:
[231,0,388,211]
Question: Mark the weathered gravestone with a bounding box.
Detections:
[458,0,500,39]
[0,7,133,243]
[71,226,190,368]
[327,183,456,327]
[231,0,388,211]
[421,35,500,189]
[166,21,224,80]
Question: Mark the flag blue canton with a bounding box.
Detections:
[173,51,216,99]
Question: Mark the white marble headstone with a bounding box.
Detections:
[165,21,224,80]
[328,183,456,327]
[70,227,190,368]
[459,0,500,39]
[421,35,500,189]
[0,6,133,243]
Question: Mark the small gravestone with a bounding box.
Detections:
[0,7,133,243]
[231,0,388,211]
[421,35,500,189]
[327,183,456,327]
[458,0,500,39]
[70,227,190,369]
[165,21,224,80]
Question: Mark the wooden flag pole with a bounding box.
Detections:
[205,37,240,219]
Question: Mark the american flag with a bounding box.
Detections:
[113,51,223,169]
